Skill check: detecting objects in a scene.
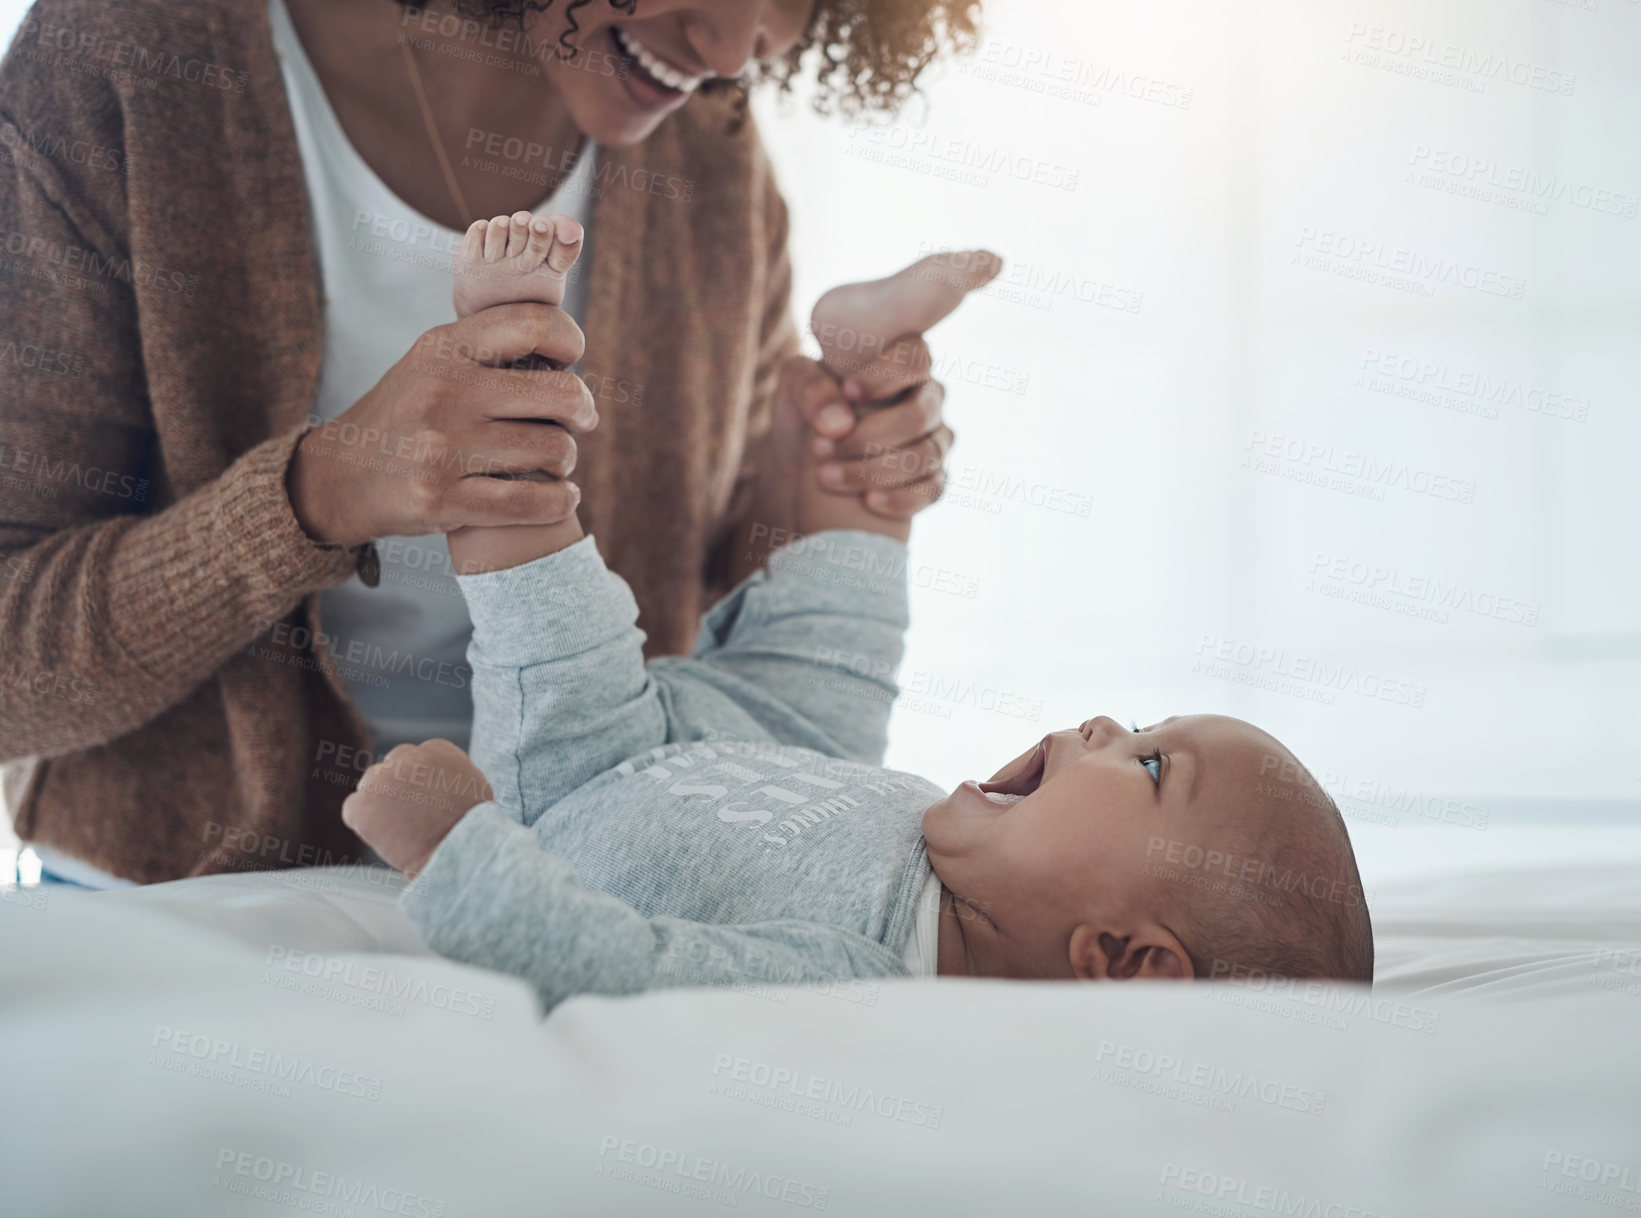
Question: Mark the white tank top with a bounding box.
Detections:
[30,0,602,889]
[269,0,597,755]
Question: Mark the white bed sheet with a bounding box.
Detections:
[2,826,1639,1217]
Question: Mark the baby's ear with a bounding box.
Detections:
[1070,926,1194,981]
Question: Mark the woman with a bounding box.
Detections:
[0,0,979,886]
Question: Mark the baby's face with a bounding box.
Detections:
[922,714,1290,980]
[541,0,816,145]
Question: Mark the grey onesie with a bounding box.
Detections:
[400,530,946,1011]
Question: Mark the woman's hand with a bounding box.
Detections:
[341,739,492,879]
[764,355,913,545]
[792,250,1002,519]
[287,302,597,548]
[776,349,953,521]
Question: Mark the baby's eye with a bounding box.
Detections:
[1141,751,1162,784]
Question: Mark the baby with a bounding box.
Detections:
[342,217,1373,1012]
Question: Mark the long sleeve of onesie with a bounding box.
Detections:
[400,530,923,1011]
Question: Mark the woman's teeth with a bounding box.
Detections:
[611,26,705,94]
[981,790,1025,806]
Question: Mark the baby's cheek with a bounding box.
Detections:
[1027,800,1125,887]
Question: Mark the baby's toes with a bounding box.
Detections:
[482,215,513,262]
[505,211,534,259]
[458,218,489,266]
[517,217,584,308]
[545,215,584,276]
[522,214,555,267]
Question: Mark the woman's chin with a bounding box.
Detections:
[553,81,670,149]
[562,103,658,149]
[586,105,670,147]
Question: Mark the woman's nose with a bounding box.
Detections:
[681,5,768,79]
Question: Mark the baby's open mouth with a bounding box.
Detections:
[977,740,1046,806]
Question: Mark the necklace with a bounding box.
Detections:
[395,6,590,227]
[398,19,473,226]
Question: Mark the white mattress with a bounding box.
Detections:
[2,826,1639,1217]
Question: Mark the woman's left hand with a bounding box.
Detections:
[780,343,954,519]
[785,249,1001,520]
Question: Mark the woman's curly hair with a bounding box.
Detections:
[396,0,982,119]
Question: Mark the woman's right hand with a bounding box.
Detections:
[286,301,596,547]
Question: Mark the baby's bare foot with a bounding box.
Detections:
[452,211,584,319]
[810,249,1002,380]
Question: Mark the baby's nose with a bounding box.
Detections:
[1085,715,1126,743]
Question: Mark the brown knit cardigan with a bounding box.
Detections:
[0,0,799,882]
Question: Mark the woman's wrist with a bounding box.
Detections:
[797,492,912,546]
[796,450,911,544]
[220,428,378,606]
[286,426,353,548]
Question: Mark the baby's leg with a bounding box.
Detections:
[452,211,584,320]
[809,249,1001,382]
[447,212,588,574]
[796,250,999,532]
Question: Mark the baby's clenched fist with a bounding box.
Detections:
[341,739,492,879]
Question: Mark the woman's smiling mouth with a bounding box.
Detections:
[610,25,708,95]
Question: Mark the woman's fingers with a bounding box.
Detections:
[816,424,953,495]
[444,473,582,530]
[796,250,999,522]
[432,304,598,432]
[433,365,599,434]
[862,465,947,519]
[303,301,601,544]
[445,301,587,374]
[473,421,579,479]
[815,380,946,463]
[783,354,855,439]
[836,335,933,406]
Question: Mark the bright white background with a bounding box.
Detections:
[751,0,1641,824]
[2,0,1637,884]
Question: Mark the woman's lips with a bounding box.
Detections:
[610,25,706,92]
[607,26,702,112]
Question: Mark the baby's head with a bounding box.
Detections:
[921,715,1373,985]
